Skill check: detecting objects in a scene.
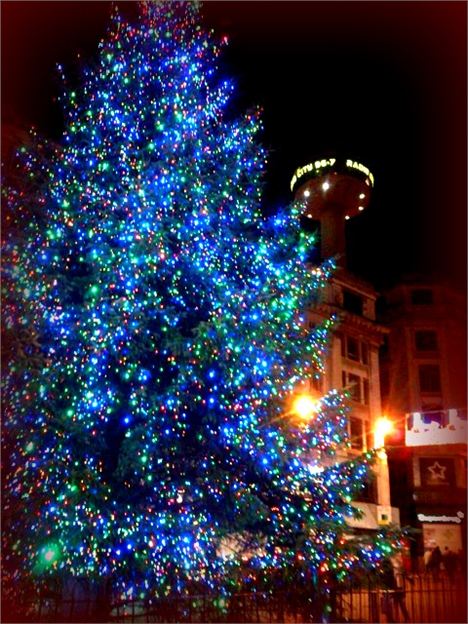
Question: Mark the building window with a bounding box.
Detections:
[356,477,377,504]
[380,335,389,357]
[411,289,433,305]
[343,290,364,316]
[418,364,441,394]
[342,370,369,405]
[363,378,369,405]
[347,337,359,360]
[361,342,369,365]
[348,372,361,402]
[349,417,364,450]
[415,330,438,352]
[341,336,369,364]
[364,419,372,449]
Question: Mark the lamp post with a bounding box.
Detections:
[374,416,394,449]
[374,416,394,525]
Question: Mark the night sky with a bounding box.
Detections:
[2,1,466,290]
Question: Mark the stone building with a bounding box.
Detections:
[291,157,400,531]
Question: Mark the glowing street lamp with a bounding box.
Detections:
[292,394,320,421]
[374,416,394,448]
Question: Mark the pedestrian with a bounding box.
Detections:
[380,557,410,623]
[442,546,456,583]
[423,547,432,574]
[392,555,411,622]
[428,545,442,581]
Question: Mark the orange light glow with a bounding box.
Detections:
[374,417,394,447]
[293,394,319,420]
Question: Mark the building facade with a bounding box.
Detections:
[380,278,467,568]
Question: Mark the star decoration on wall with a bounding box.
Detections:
[427,461,447,482]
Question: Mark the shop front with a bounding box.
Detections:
[415,507,466,571]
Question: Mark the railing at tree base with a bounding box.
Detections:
[3,571,467,623]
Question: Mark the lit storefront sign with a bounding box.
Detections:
[417,511,465,524]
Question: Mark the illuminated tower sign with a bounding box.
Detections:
[290,157,374,264]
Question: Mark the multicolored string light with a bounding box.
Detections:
[2,0,402,610]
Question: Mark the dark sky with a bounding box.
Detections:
[2,1,466,290]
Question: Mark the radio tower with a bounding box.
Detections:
[290,157,374,265]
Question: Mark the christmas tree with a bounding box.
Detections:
[3,1,401,619]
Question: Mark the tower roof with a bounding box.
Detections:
[291,157,374,222]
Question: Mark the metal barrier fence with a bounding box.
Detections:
[4,572,467,623]
[334,572,467,624]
